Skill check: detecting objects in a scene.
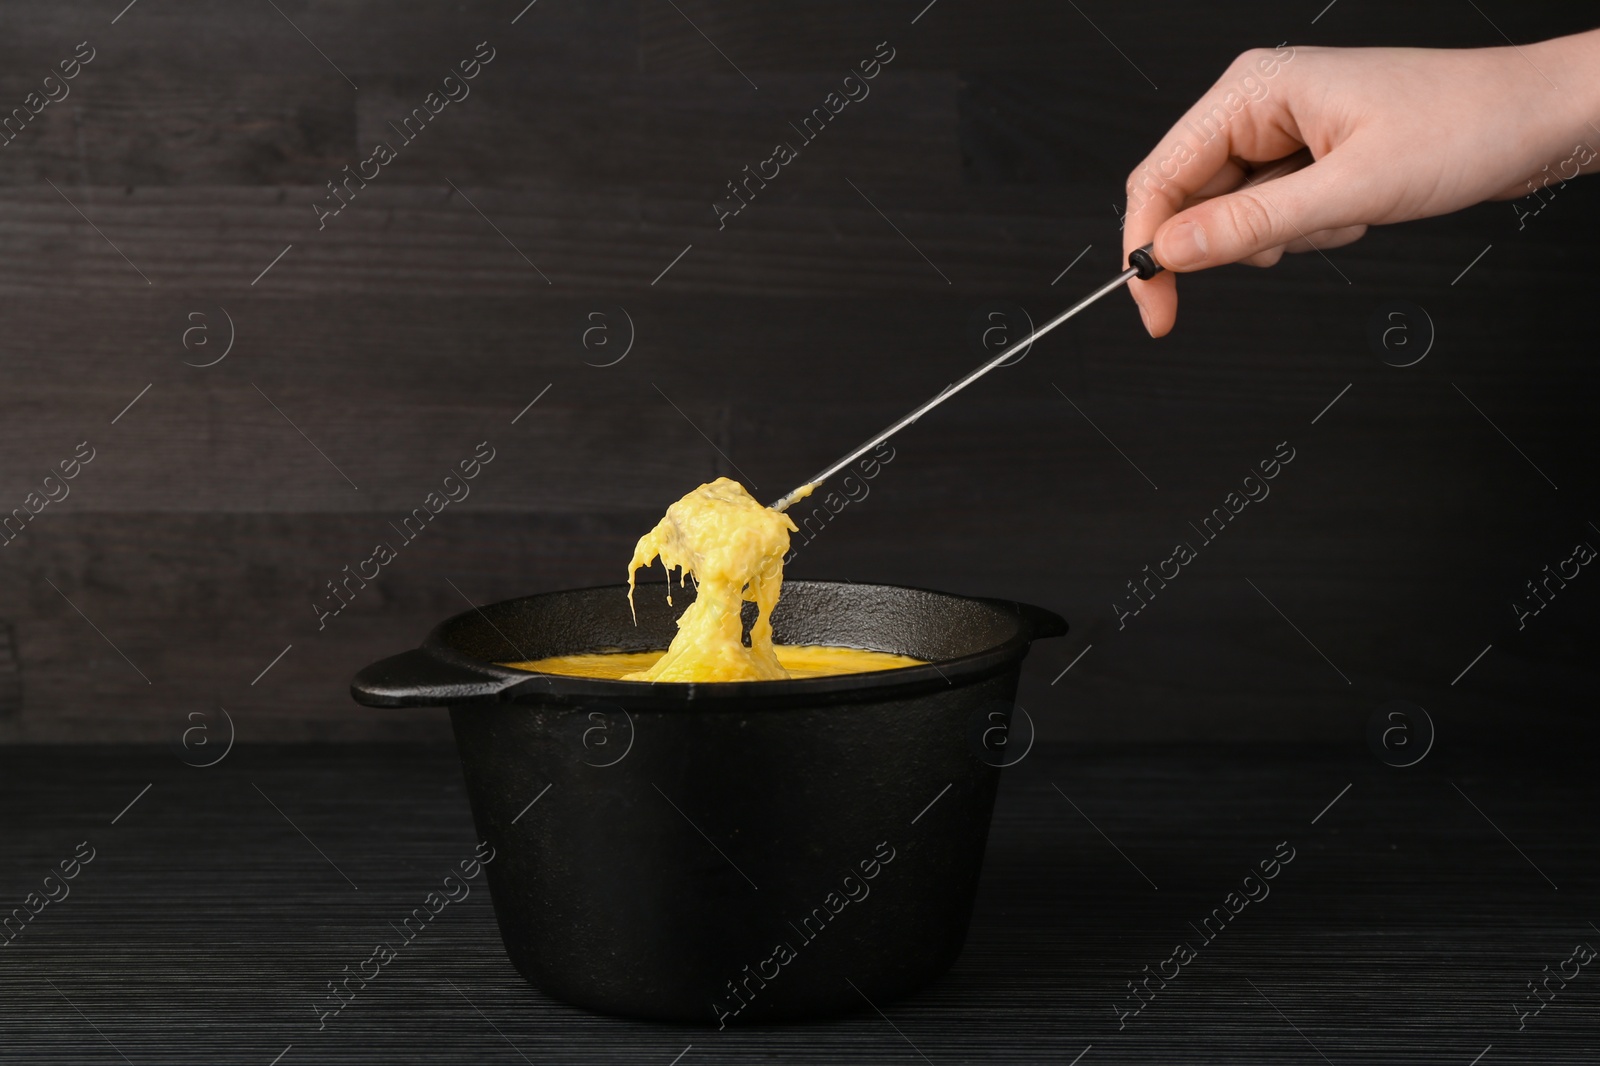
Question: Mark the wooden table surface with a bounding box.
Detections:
[2,741,1593,1064]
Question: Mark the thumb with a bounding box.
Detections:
[1151,156,1353,271]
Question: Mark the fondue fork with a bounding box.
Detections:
[770,148,1314,513]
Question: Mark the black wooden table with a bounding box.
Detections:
[1,742,1593,1064]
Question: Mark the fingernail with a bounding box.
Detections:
[1161,222,1208,269]
[1136,300,1153,337]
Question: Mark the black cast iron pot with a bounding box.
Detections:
[351,579,1066,1025]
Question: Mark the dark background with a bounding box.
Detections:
[0,0,1594,747]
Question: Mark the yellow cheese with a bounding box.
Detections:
[623,477,801,681]
[499,478,923,682]
[503,644,923,680]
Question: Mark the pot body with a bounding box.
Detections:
[449,670,1017,1024]
[352,580,1066,1024]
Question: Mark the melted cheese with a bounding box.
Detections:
[498,478,923,682]
[503,644,923,681]
[623,477,802,682]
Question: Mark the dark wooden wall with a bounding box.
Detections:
[0,1,1594,744]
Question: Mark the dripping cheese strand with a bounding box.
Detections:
[622,478,806,682]
[500,479,927,681]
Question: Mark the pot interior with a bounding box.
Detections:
[434,580,1054,667]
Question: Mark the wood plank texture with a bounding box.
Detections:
[0,0,1594,742]
[0,744,1594,1062]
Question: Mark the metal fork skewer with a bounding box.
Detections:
[769,264,1138,513]
[768,147,1315,514]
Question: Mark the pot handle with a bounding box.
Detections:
[350,648,531,708]
[1014,601,1069,642]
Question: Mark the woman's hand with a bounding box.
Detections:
[1123,31,1600,336]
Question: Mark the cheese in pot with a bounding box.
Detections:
[623,478,796,681]
[505,644,923,680]
[501,477,925,682]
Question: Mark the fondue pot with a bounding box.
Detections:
[351,580,1066,1024]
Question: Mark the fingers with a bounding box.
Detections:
[1124,45,1307,336]
[1238,224,1367,267]
[1151,155,1364,272]
[1188,158,1251,202]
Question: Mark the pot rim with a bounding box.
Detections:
[352,579,1067,709]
